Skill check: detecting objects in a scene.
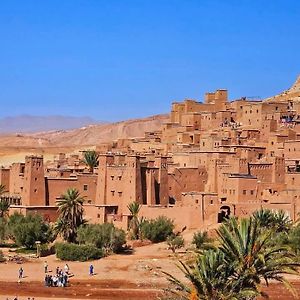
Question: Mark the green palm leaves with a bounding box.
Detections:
[0,184,9,218]
[253,208,292,233]
[165,217,299,300]
[127,201,142,240]
[55,188,85,242]
[82,150,99,172]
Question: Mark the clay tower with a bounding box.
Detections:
[22,156,46,206]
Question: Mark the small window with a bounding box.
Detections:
[111,191,115,196]
[34,189,37,193]
[97,214,100,218]
[34,177,37,181]
[250,190,254,195]
[118,191,123,197]
[243,190,246,195]
[118,176,122,180]
[83,184,88,191]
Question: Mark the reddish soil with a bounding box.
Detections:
[1,280,300,300]
[262,282,300,299]
[1,234,300,299]
[0,280,163,300]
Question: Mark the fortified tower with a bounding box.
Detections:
[95,154,114,205]
[22,156,46,206]
[123,155,143,211]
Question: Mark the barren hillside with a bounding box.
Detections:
[0,114,168,151]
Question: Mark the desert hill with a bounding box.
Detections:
[265,75,300,102]
[0,114,169,151]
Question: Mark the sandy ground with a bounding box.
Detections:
[0,240,186,300]
[1,235,300,300]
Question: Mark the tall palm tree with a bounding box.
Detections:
[127,201,141,239]
[218,217,299,298]
[82,150,99,173]
[165,217,299,300]
[55,188,85,242]
[0,184,9,218]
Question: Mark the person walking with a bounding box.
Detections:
[89,264,94,276]
[44,261,48,273]
[64,263,69,274]
[18,266,23,279]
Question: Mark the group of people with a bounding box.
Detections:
[6,296,34,300]
[44,273,68,287]
[44,262,69,287]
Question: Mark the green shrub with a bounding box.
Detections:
[192,231,213,250]
[55,242,103,261]
[0,250,5,263]
[0,217,7,242]
[140,216,174,243]
[285,224,300,254]
[40,243,55,257]
[77,223,126,253]
[167,234,185,253]
[8,213,52,249]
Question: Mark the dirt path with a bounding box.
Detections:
[1,237,300,299]
[0,280,163,300]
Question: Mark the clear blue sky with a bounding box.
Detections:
[0,0,299,121]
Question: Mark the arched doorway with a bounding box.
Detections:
[218,205,231,223]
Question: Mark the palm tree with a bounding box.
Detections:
[82,150,99,173]
[218,217,299,298]
[127,201,141,240]
[273,210,292,233]
[252,208,274,228]
[253,208,292,233]
[0,184,9,218]
[165,217,299,300]
[165,249,252,300]
[55,188,85,243]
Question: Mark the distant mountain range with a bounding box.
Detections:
[0,115,103,134]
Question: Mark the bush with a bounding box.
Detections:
[55,243,103,261]
[192,231,213,250]
[77,223,126,253]
[285,224,300,254]
[0,218,7,242]
[140,216,174,243]
[8,213,52,249]
[0,250,5,263]
[40,243,55,257]
[167,234,185,253]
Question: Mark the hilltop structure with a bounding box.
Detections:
[1,76,300,229]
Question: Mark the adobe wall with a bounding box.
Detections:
[46,174,97,206]
[168,167,207,204]
[0,168,10,192]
